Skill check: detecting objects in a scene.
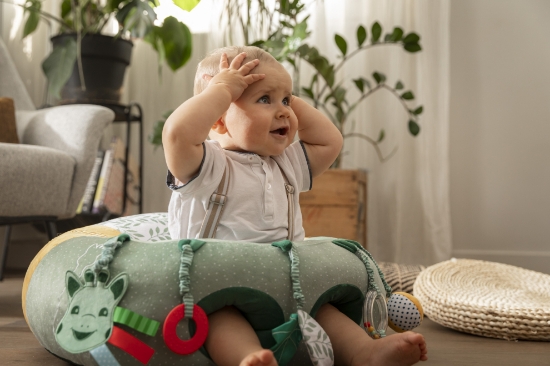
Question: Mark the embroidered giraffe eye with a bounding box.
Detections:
[99,308,108,317]
[71,306,79,315]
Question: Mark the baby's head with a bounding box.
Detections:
[194,46,275,95]
[196,46,298,157]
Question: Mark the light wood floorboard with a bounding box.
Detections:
[2,272,549,365]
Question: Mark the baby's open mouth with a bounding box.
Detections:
[270,127,288,136]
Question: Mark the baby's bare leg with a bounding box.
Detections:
[205,306,277,366]
[315,303,427,366]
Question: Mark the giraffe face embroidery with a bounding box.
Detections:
[55,270,128,353]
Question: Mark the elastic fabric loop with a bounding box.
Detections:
[93,234,130,274]
[177,240,206,319]
[289,247,305,310]
[272,240,305,310]
[355,250,381,295]
[354,245,392,297]
[179,244,194,318]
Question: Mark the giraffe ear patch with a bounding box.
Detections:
[66,271,83,298]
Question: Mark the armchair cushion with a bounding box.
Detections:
[0,143,74,217]
[15,105,114,218]
[0,97,19,143]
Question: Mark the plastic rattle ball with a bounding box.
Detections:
[387,292,424,333]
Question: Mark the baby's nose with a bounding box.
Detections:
[277,105,290,119]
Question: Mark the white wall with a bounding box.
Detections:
[450,0,550,274]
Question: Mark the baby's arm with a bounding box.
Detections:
[292,97,343,178]
[163,52,265,184]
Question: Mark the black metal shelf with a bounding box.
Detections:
[100,102,143,219]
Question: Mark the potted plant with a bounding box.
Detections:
[3,0,200,104]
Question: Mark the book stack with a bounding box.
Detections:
[76,136,140,217]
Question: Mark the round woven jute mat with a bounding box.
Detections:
[414,258,550,341]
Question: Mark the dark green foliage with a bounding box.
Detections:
[408,120,421,136]
[371,22,382,43]
[8,0,199,99]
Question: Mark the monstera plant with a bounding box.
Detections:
[3,0,200,100]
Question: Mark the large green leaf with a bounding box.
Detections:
[172,0,199,12]
[357,25,367,47]
[408,120,421,136]
[301,87,314,99]
[389,27,404,42]
[353,78,364,93]
[413,105,423,115]
[371,22,382,43]
[377,129,385,142]
[293,17,309,40]
[116,0,156,38]
[403,32,420,43]
[334,34,347,56]
[401,91,415,100]
[42,38,77,99]
[23,0,41,38]
[156,16,192,71]
[105,0,126,12]
[372,71,386,84]
[404,43,422,53]
[271,313,302,366]
[60,0,71,19]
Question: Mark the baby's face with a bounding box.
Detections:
[221,60,298,156]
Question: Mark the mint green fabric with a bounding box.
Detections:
[26,233,383,366]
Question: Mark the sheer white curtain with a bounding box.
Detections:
[305,1,452,265]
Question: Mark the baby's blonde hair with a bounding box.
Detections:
[194,46,276,95]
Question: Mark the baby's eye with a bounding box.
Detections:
[258,96,270,104]
[282,97,290,106]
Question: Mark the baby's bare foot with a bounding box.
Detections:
[352,332,427,366]
[239,349,278,366]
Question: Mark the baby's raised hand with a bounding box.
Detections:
[203,52,265,102]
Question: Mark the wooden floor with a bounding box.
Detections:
[2,271,549,366]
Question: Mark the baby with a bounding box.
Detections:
[163,46,428,366]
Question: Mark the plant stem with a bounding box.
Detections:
[316,43,402,102]
[380,84,414,118]
[71,0,86,91]
[343,132,398,162]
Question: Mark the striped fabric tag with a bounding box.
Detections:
[113,307,160,337]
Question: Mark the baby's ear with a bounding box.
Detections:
[211,117,228,134]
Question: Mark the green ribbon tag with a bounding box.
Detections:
[113,306,160,337]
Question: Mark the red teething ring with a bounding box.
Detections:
[163,304,209,355]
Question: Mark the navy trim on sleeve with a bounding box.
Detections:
[166,142,206,190]
[299,140,313,190]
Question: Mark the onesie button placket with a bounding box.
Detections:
[262,157,275,219]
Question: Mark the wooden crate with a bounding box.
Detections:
[300,169,367,248]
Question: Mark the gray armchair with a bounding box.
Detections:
[0,38,114,279]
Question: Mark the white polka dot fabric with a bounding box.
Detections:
[387,293,422,332]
